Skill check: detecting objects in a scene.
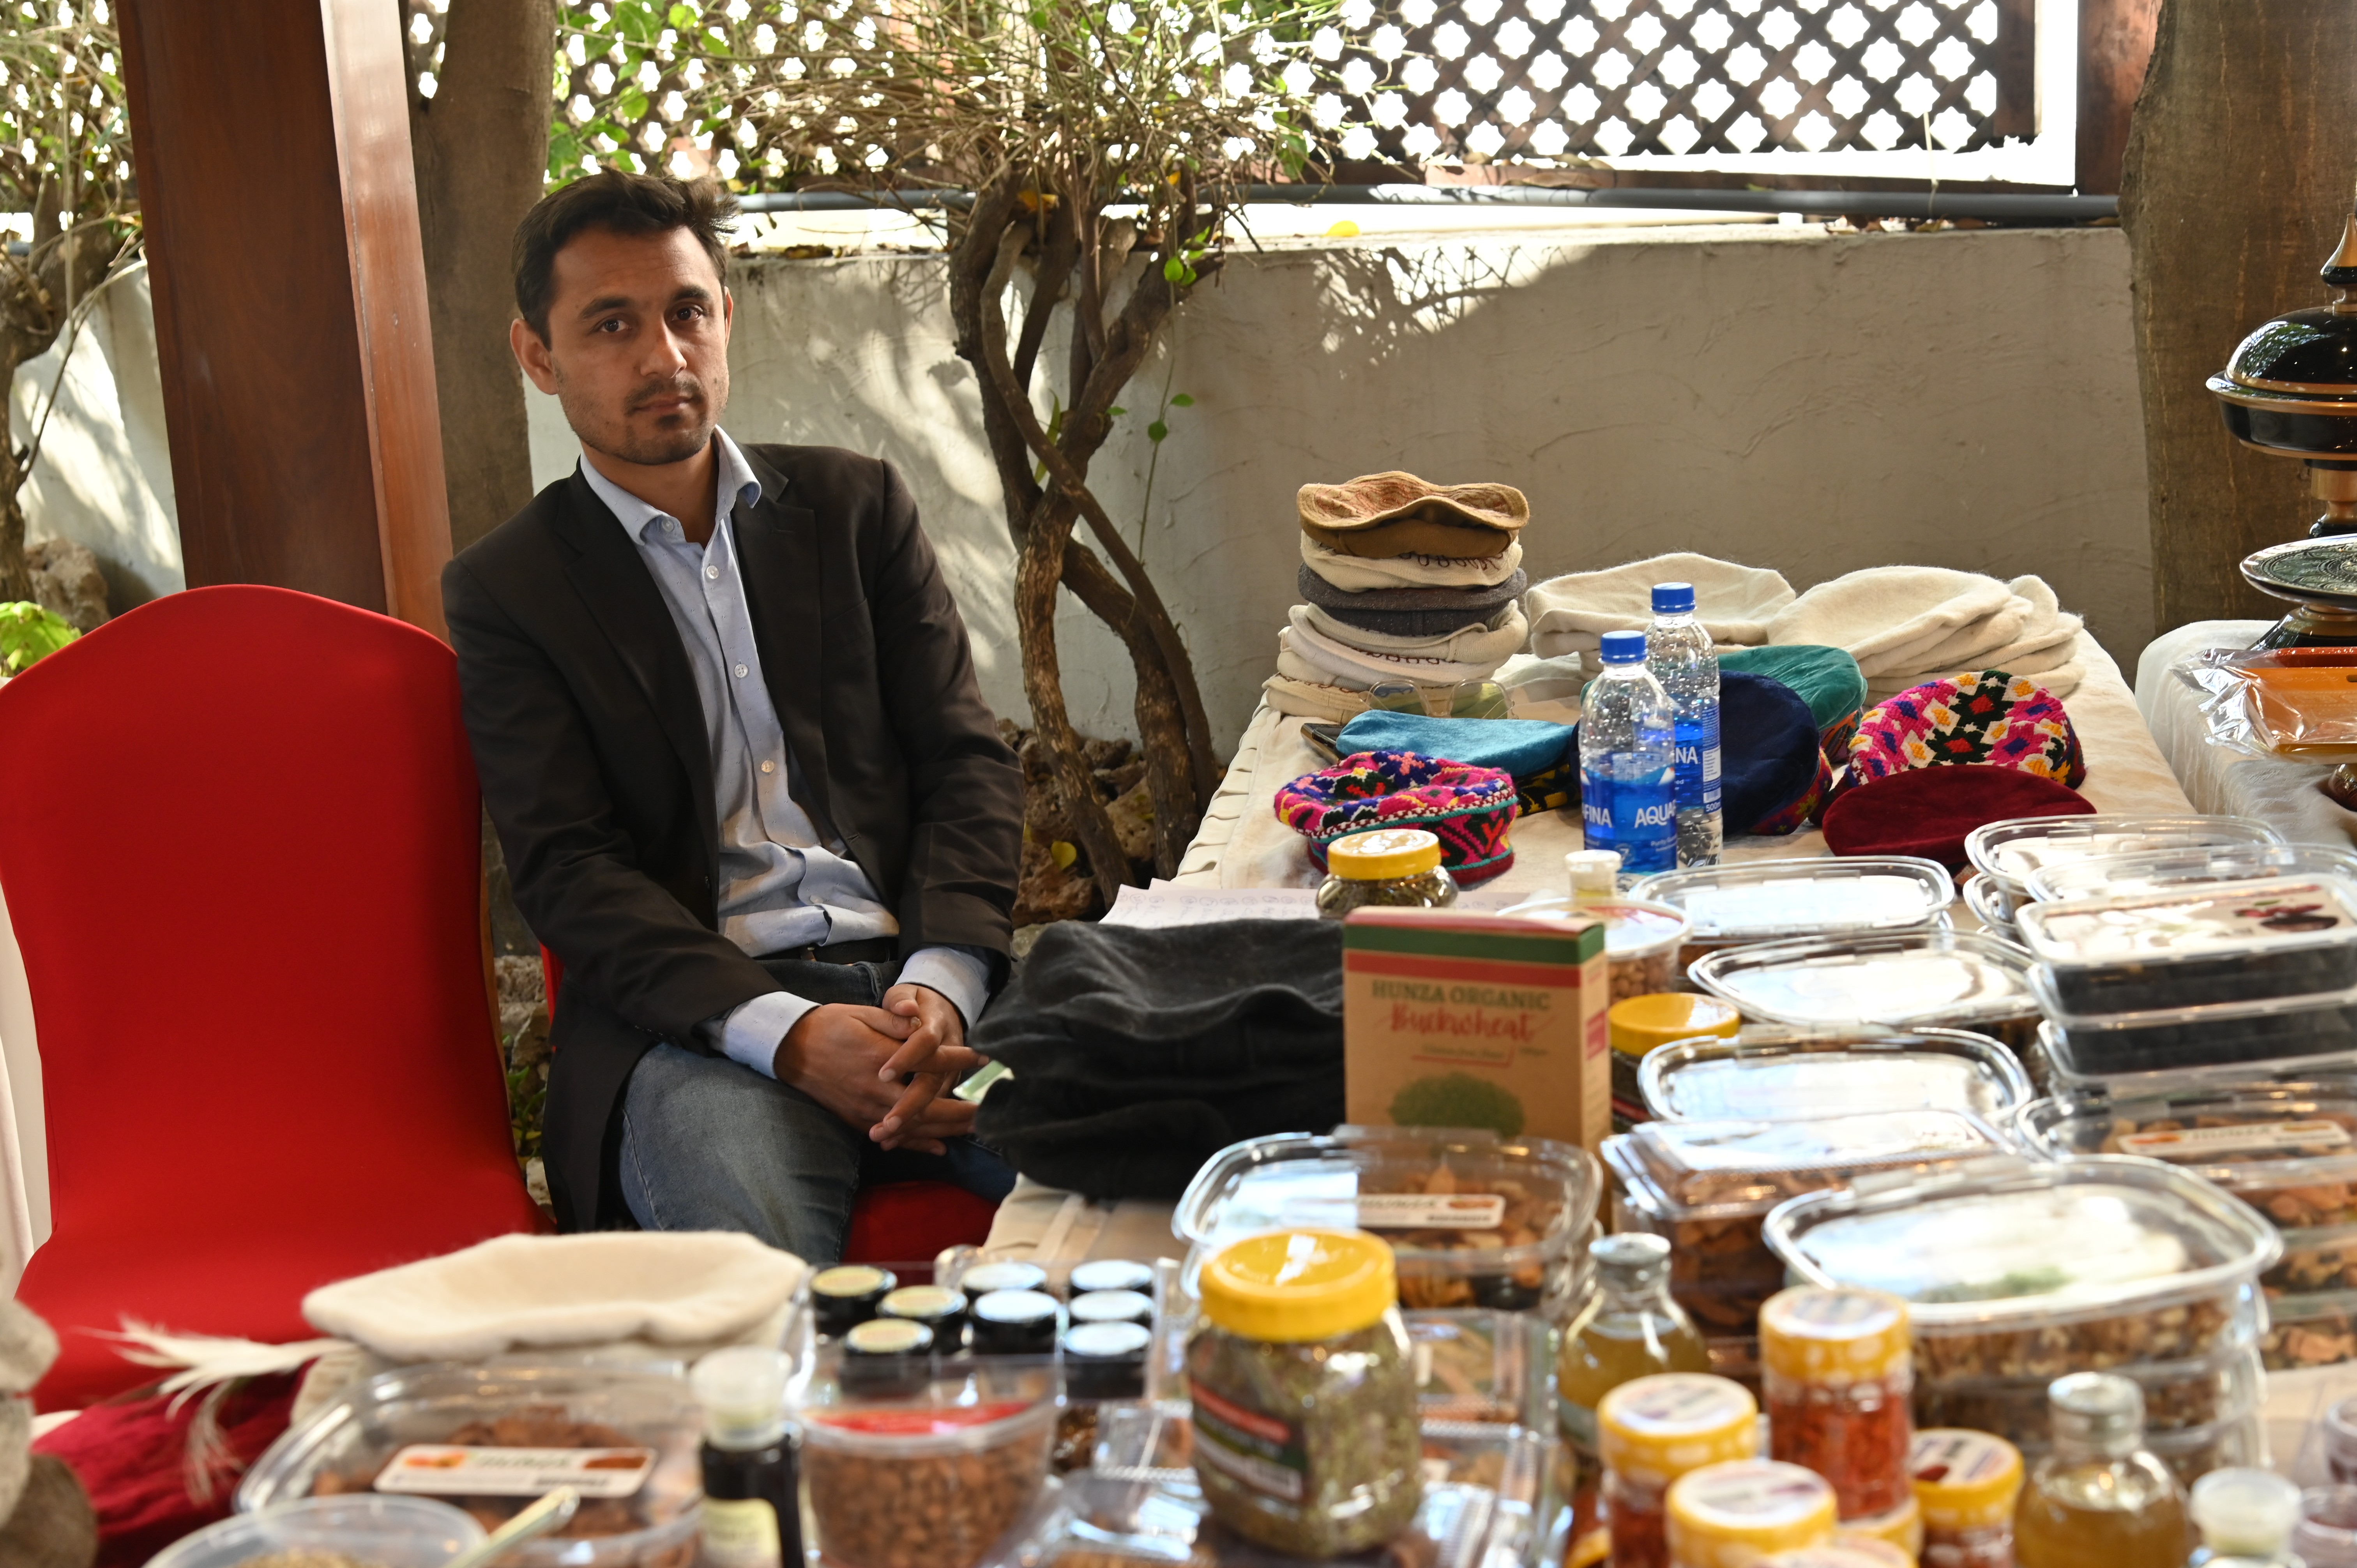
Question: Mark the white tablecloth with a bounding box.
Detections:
[2135,619,2357,850]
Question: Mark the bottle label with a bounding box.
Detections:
[701,1497,785,1568]
[1193,1378,1310,1503]
[1582,750,1677,876]
[1673,711,1723,816]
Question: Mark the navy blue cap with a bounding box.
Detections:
[1599,630,1648,664]
[1652,581,1696,613]
[1722,670,1822,831]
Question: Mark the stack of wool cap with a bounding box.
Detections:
[1763,567,2085,700]
[1266,471,1533,721]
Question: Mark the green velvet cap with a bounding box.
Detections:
[1719,645,1867,735]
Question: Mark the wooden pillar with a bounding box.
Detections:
[2077,0,2161,195]
[117,0,452,638]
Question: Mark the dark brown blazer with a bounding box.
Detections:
[443,441,1023,1231]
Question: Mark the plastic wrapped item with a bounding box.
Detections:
[1687,930,2040,1051]
[2029,973,2357,1079]
[1602,1110,2009,1336]
[1174,1127,1603,1320]
[1763,1155,2283,1385]
[2180,646,2357,763]
[1497,893,1689,1002]
[2027,840,2357,904]
[2016,873,2357,1013]
[794,1351,1061,1568]
[150,1497,486,1568]
[1633,856,1954,971]
[1638,1028,2032,1126]
[1907,1428,2021,1568]
[1758,1287,1914,1522]
[1964,814,2284,918]
[237,1362,704,1566]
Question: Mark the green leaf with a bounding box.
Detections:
[668,3,699,27]
[1147,420,1168,443]
[1107,406,1126,417]
[0,602,75,675]
[1169,392,1194,407]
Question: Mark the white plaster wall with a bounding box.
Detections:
[532,221,2152,754]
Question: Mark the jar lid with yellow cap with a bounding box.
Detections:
[1834,1496,1920,1559]
[1325,829,1442,881]
[1759,1286,1911,1385]
[1907,1428,2024,1533]
[1666,1460,1838,1568]
[1199,1229,1397,1343]
[1597,1372,1758,1488]
[1765,1545,1909,1568]
[1609,992,1740,1061]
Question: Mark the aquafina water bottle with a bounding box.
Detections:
[1646,582,1723,867]
[1580,630,1678,883]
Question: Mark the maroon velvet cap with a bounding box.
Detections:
[1820,763,2094,871]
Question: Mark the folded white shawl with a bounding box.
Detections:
[1300,533,1524,592]
[1294,602,1530,663]
[1525,553,1796,659]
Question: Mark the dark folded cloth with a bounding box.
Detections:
[974,918,1345,1199]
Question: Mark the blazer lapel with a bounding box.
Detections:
[731,455,837,844]
[548,466,719,846]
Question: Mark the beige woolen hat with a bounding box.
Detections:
[1297,471,1530,560]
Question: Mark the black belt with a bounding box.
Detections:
[764,937,898,966]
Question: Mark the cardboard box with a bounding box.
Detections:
[1341,907,1611,1153]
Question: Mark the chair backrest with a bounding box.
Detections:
[0,585,529,1278]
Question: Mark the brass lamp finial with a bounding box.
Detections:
[2327,203,2357,307]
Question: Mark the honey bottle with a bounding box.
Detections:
[1560,1233,1712,1456]
[2013,1373,2193,1568]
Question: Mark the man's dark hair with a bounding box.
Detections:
[512,170,739,341]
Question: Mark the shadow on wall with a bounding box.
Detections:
[9,263,184,613]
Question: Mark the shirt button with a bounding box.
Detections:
[733,663,749,678]
[760,760,776,774]
[705,563,720,579]
[664,519,681,536]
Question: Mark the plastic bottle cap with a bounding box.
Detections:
[1608,993,1741,1060]
[1327,828,1442,881]
[1759,1287,1911,1383]
[1653,582,1696,614]
[1199,1229,1396,1343]
[1600,629,1649,664]
[2048,1372,2145,1456]
[1666,1460,1838,1568]
[690,1346,792,1449]
[1566,849,1622,896]
[1907,1429,2023,1532]
[1597,1373,1759,1487]
[2192,1467,2303,1556]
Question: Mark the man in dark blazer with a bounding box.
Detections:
[443,170,1024,1259]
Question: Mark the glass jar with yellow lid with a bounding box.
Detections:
[1667,1459,1839,1568]
[1185,1229,1423,1556]
[1316,828,1458,920]
[1598,1372,1760,1568]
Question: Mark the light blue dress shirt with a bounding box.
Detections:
[580,431,991,1075]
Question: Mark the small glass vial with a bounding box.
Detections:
[1909,1428,2021,1568]
[690,1346,802,1568]
[1760,1286,1914,1523]
[2295,1485,2357,1568]
[2012,1373,2193,1568]
[1316,828,1457,920]
[1559,1234,1710,1456]
[1666,1459,1839,1568]
[2189,1468,2302,1566]
[1597,1372,1759,1568]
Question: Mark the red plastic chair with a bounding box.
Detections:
[0,586,549,1411]
[537,954,999,1266]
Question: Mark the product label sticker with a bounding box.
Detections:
[1191,1380,1309,1503]
[1356,1193,1508,1230]
[373,1444,653,1497]
[2117,1119,2353,1158]
[1682,1465,1830,1521]
[1612,1373,1749,1434]
[2035,879,2353,959]
[699,1497,784,1568]
[1910,1428,2013,1487]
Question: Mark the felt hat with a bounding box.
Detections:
[1829,668,2086,809]
[1298,564,1530,638]
[1719,644,1868,757]
[1721,669,1829,835]
[1274,750,1519,882]
[1297,472,1530,561]
[1822,764,2095,871]
[1336,712,1577,816]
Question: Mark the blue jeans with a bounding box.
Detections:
[617,957,1016,1264]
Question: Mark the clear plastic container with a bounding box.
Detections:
[2016,873,2357,1012]
[236,1361,704,1565]
[1404,1308,1554,1427]
[2147,1411,2268,1488]
[793,1349,1061,1568]
[1762,1155,2283,1387]
[1173,1125,1603,1319]
[1638,1028,2034,1126]
[1910,1338,2263,1448]
[150,1497,486,1568]
[1964,814,2285,918]
[1688,930,2041,1051]
[1959,873,2017,939]
[1634,856,1955,970]
[1602,1110,2010,1337]
[2295,1485,2357,1568]
[2259,1287,2357,1370]
[2026,840,2357,904]
[1498,892,1691,1003]
[2028,971,2357,1078]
